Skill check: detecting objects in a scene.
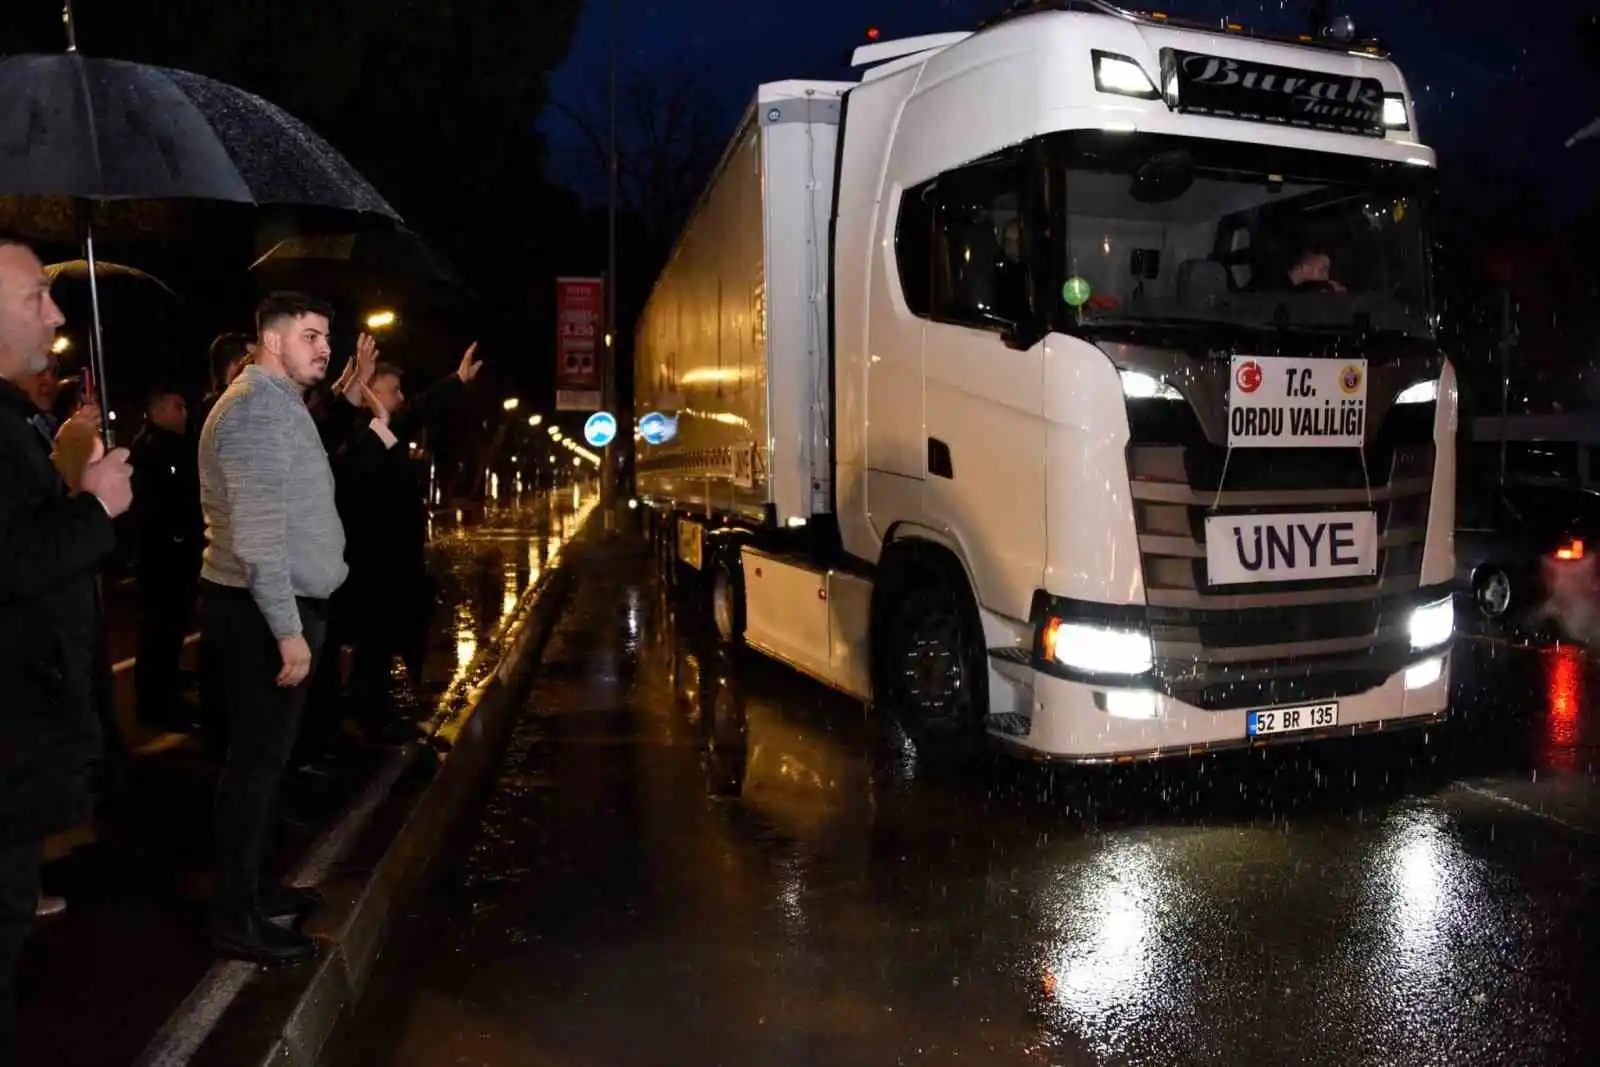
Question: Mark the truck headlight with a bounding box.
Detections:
[1041,618,1153,675]
[1394,380,1437,404]
[1407,597,1454,651]
[1120,370,1182,401]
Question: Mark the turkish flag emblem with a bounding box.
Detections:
[1235,360,1262,394]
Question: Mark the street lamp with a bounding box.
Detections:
[365,309,397,330]
[51,335,70,355]
[502,397,520,412]
[527,414,543,427]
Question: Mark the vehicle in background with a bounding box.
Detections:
[1458,415,1600,634]
[634,1,1457,763]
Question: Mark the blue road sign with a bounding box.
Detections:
[637,410,677,446]
[584,410,617,448]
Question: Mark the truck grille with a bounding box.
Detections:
[1124,393,1437,689]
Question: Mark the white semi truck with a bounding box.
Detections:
[633,0,1457,762]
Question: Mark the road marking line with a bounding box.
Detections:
[1455,781,1597,838]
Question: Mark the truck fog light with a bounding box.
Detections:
[1405,657,1444,690]
[1101,689,1158,720]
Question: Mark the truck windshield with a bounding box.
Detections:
[1048,131,1435,342]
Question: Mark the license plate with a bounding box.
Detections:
[1247,701,1338,737]
[1204,510,1377,586]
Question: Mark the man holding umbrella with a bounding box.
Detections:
[0,234,133,1060]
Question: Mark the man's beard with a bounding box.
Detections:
[24,349,49,374]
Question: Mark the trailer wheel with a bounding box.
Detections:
[710,547,746,645]
[871,547,987,757]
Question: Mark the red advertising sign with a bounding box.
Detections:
[555,276,604,411]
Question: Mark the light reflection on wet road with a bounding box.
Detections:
[334,536,1600,1067]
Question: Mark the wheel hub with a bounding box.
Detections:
[1478,570,1512,617]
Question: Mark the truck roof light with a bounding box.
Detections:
[1092,51,1160,100]
[1382,94,1410,131]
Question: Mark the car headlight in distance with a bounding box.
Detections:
[1394,380,1438,405]
[1407,597,1454,651]
[1042,618,1154,675]
[1120,370,1182,401]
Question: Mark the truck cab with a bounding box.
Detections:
[638,0,1457,763]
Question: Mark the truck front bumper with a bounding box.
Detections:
[995,651,1451,764]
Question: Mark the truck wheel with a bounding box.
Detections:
[710,549,745,645]
[872,550,987,757]
[1473,565,1512,620]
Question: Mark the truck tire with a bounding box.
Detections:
[1472,564,1512,621]
[871,546,987,758]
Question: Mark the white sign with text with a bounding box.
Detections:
[1205,510,1377,586]
[1227,355,1368,448]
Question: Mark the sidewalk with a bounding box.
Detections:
[15,490,592,1067]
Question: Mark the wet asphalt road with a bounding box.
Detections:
[334,535,1600,1067]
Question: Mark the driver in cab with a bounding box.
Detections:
[1287,247,1346,293]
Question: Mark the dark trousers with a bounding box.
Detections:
[0,841,41,1067]
[199,583,327,921]
[134,551,200,726]
[347,572,431,730]
[297,597,352,765]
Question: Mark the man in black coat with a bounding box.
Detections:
[335,344,479,740]
[127,383,204,731]
[0,235,134,1061]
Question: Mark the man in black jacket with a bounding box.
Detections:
[337,344,479,740]
[0,235,134,1061]
[128,383,204,731]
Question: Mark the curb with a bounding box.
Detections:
[133,500,603,1067]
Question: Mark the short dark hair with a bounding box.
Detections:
[370,361,403,383]
[255,291,334,337]
[208,331,253,384]
[146,380,184,408]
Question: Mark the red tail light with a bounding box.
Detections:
[1555,539,1585,561]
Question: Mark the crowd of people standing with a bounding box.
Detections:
[0,233,482,1061]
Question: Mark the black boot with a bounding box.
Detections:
[207,911,317,965]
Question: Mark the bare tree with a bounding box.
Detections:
[546,63,732,261]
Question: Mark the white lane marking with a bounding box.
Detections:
[132,963,258,1067]
[1454,781,1598,838]
[112,632,201,675]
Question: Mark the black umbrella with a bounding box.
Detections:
[248,226,474,303]
[44,258,176,298]
[0,17,401,439]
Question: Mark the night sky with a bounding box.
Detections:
[543,0,1599,218]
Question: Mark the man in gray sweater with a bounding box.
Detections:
[198,291,348,963]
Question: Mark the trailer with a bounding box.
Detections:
[635,0,1457,762]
